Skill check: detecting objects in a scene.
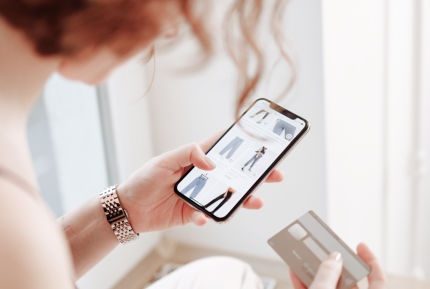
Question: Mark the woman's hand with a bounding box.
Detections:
[290,243,388,289]
[117,133,284,233]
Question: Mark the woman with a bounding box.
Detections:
[0,1,387,288]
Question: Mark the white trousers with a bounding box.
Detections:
[147,256,263,289]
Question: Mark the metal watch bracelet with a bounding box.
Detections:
[99,185,139,244]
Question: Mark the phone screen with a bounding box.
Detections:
[174,98,308,221]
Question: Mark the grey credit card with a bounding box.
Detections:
[268,211,370,289]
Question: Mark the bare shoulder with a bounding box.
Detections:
[0,180,75,289]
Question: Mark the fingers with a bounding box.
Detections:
[309,252,343,289]
[242,169,283,210]
[265,170,284,182]
[190,211,207,226]
[159,143,216,172]
[199,130,225,152]
[290,270,307,289]
[158,131,223,172]
[243,195,264,209]
[356,243,387,287]
[182,203,208,226]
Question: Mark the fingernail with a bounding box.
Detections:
[328,252,342,262]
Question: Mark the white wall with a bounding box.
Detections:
[146,0,327,260]
[324,0,430,279]
[384,0,418,274]
[322,0,385,260]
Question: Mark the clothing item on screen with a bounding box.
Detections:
[181,174,208,199]
[219,137,244,159]
[204,188,236,214]
[272,119,296,140]
[250,109,270,124]
[242,155,262,171]
[241,146,266,171]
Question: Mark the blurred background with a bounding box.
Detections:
[27,0,430,288]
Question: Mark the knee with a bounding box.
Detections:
[191,256,250,269]
[185,256,257,277]
[148,256,262,289]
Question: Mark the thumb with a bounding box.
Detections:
[158,143,216,172]
[310,252,343,289]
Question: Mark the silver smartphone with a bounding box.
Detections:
[174,98,309,221]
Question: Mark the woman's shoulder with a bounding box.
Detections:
[0,180,75,289]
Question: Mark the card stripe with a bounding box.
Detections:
[303,236,329,261]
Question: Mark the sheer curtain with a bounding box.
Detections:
[413,0,430,278]
[324,0,430,279]
[384,0,430,278]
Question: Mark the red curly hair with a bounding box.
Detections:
[0,0,294,113]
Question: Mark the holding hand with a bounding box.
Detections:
[290,243,387,289]
[116,133,284,233]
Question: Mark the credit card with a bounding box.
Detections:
[268,211,370,289]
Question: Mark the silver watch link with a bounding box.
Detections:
[99,185,139,244]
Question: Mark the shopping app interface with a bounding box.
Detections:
[177,99,306,218]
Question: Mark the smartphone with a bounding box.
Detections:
[174,98,309,221]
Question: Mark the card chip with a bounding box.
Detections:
[288,223,307,240]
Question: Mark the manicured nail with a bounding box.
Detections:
[328,252,342,262]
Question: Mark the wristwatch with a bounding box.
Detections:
[99,185,139,244]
